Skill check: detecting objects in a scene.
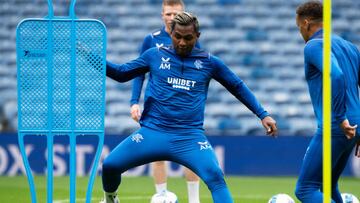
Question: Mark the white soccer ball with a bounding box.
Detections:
[268,193,295,203]
[341,193,360,203]
[150,191,178,203]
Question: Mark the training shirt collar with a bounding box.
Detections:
[162,46,208,58]
[309,29,323,40]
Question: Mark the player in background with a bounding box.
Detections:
[294,1,360,202]
[130,1,201,202]
[100,12,277,203]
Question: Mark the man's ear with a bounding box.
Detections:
[197,32,201,38]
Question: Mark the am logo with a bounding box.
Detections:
[198,141,212,150]
[159,57,171,70]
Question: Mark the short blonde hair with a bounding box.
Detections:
[163,0,185,9]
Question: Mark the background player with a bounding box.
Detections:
[100,12,277,203]
[294,1,360,202]
[129,1,201,202]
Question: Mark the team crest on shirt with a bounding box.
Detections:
[198,141,212,150]
[194,59,203,69]
[131,133,144,143]
[159,57,171,70]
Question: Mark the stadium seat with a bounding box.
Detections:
[1,0,359,135]
[217,0,241,5]
[217,116,243,136]
[246,29,268,41]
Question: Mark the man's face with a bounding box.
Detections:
[296,15,310,42]
[171,23,200,57]
[162,4,183,32]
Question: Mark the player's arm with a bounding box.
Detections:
[211,56,277,136]
[131,35,153,106]
[305,40,356,138]
[131,75,146,106]
[76,42,149,83]
[358,47,360,88]
[356,49,360,157]
[305,40,346,123]
[130,75,145,122]
[129,35,153,121]
[106,50,151,83]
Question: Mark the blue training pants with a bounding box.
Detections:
[295,131,360,203]
[102,126,233,203]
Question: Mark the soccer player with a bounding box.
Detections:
[130,1,201,202]
[294,1,360,203]
[101,12,277,203]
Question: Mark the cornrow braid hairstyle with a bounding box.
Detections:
[170,12,200,33]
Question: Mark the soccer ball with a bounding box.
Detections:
[268,193,295,203]
[341,193,360,203]
[150,191,178,203]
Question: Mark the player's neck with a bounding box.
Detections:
[306,26,323,42]
[165,27,171,35]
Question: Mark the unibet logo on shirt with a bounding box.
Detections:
[167,77,196,91]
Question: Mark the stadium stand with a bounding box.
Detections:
[0,0,359,136]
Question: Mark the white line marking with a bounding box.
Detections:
[54,194,268,202]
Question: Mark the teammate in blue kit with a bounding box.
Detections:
[130,1,201,202]
[294,1,360,203]
[100,12,277,203]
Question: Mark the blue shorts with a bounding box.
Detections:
[102,126,233,202]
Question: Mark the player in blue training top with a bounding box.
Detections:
[100,12,277,203]
[130,1,201,202]
[294,1,360,203]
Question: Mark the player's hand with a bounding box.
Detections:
[130,104,141,122]
[340,119,357,139]
[261,116,277,137]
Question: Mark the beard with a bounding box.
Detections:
[175,46,192,57]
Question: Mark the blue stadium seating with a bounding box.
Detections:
[0,0,359,136]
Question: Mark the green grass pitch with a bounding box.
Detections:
[1,176,359,202]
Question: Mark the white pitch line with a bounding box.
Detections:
[54,194,268,202]
[53,198,101,203]
[54,196,151,203]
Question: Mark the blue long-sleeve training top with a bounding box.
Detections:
[130,27,200,106]
[107,46,269,131]
[305,29,360,134]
